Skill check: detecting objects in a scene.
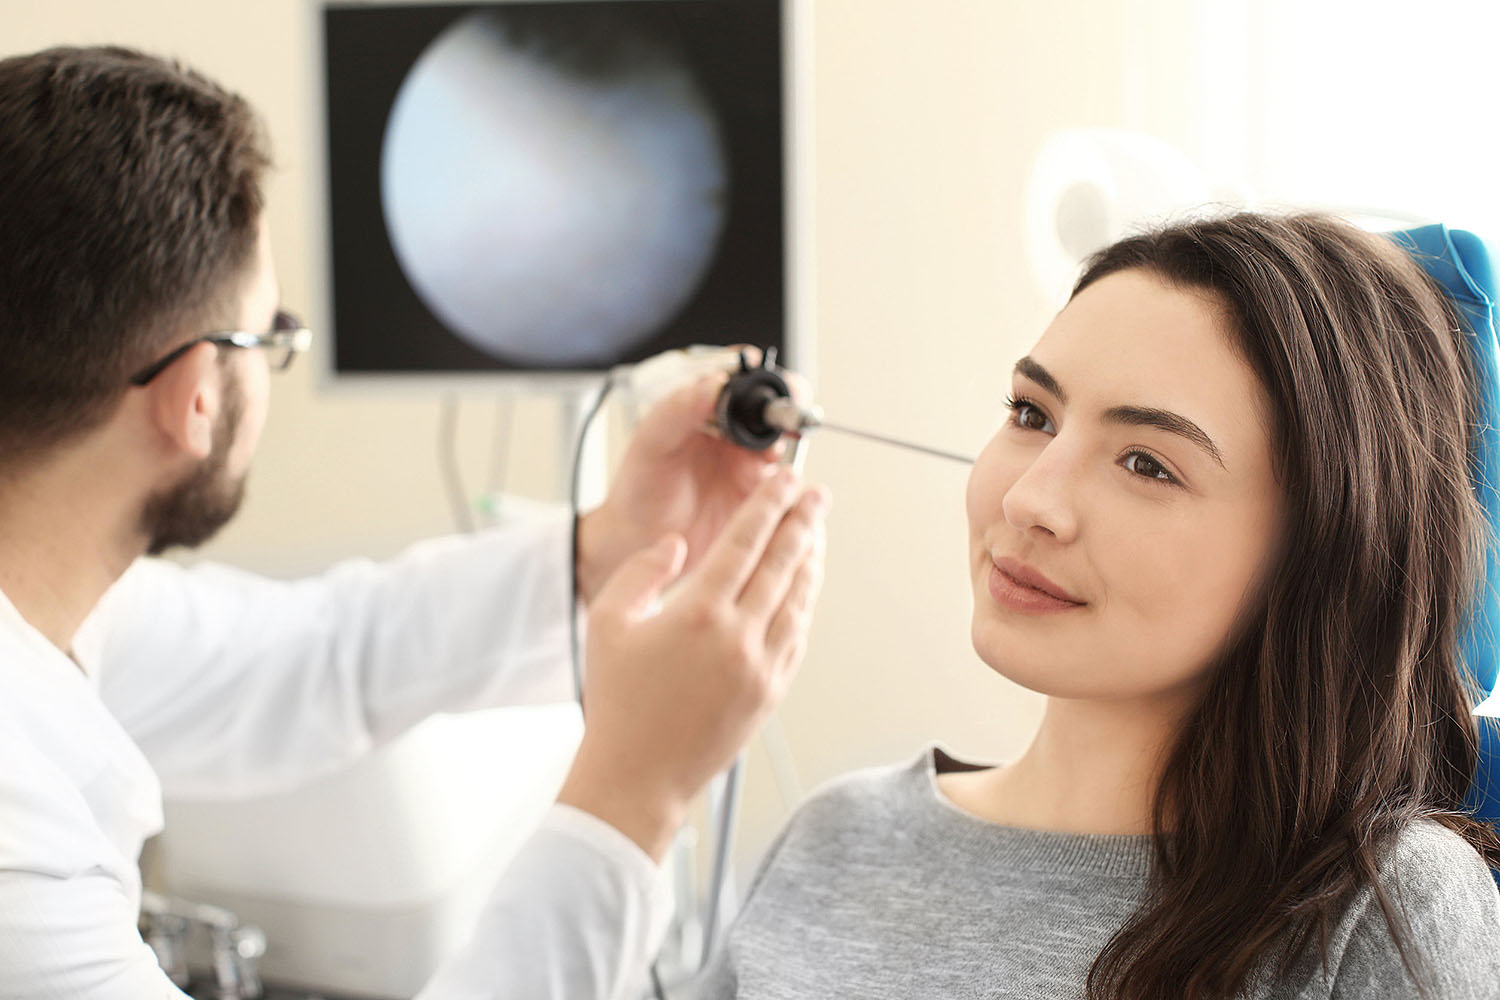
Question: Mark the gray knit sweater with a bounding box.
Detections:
[688,748,1500,999]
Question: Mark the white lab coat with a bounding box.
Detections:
[0,509,671,999]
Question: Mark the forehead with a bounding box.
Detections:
[1026,268,1273,464]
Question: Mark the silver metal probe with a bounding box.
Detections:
[763,397,974,465]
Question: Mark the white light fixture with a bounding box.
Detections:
[1024,127,1227,304]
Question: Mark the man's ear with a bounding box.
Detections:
[144,341,222,461]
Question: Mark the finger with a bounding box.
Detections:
[688,469,801,602]
[764,537,826,678]
[590,534,687,623]
[727,343,763,368]
[725,446,787,498]
[686,369,733,425]
[736,487,829,623]
[781,367,812,407]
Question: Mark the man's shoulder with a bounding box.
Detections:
[0,714,112,877]
[0,633,163,880]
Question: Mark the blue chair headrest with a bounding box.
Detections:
[1386,225,1500,844]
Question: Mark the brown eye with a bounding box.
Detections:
[1124,451,1175,484]
[1006,397,1053,433]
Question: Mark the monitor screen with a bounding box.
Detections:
[321,0,787,382]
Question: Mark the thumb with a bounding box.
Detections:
[591,534,687,622]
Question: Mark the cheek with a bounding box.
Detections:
[226,358,271,473]
[247,361,270,435]
[1106,502,1274,682]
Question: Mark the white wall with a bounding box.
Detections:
[1239,0,1500,233]
[0,0,1206,865]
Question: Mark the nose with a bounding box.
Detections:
[1000,438,1080,543]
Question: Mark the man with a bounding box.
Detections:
[0,45,828,998]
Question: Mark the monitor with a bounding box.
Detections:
[316,0,805,387]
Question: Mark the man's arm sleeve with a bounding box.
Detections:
[97,510,578,798]
[0,868,189,999]
[417,804,674,1000]
[0,731,187,999]
[0,808,669,1000]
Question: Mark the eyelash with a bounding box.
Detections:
[1003,395,1181,487]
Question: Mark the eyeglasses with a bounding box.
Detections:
[128,310,313,387]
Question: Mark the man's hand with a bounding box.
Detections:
[575,366,805,603]
[558,469,829,861]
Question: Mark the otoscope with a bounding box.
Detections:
[713,348,976,466]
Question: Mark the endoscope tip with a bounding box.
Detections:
[764,397,823,435]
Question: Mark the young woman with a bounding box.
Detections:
[691,213,1500,998]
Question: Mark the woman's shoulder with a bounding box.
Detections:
[789,748,936,829]
[749,747,944,868]
[732,750,935,910]
[1377,818,1496,903]
[1319,819,1500,996]
[1336,818,1498,949]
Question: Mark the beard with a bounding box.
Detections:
[140,370,249,556]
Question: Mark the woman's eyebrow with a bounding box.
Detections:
[1013,356,1227,470]
[1103,405,1226,469]
[1015,356,1066,401]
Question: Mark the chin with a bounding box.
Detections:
[969,613,1103,700]
[971,614,1042,687]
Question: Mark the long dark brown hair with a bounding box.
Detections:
[1073,213,1500,998]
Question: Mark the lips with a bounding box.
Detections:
[991,556,1084,604]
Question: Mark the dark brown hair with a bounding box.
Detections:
[0,45,269,462]
[1074,212,1500,998]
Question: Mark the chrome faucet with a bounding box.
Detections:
[140,891,266,999]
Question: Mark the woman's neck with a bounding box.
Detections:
[941,693,1198,836]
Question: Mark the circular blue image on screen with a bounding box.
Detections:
[380,10,729,368]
